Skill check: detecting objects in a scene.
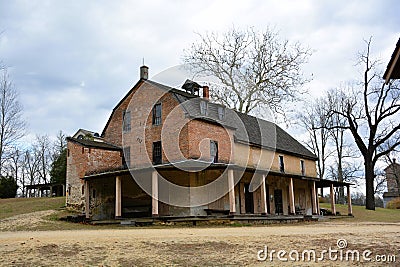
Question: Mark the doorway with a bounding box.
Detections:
[244,183,254,213]
[274,189,283,215]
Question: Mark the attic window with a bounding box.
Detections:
[218,107,225,120]
[200,101,208,115]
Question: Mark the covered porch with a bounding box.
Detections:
[82,163,339,221]
[316,179,353,216]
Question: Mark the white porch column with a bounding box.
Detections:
[311,181,318,215]
[228,169,236,214]
[115,176,122,218]
[347,185,353,216]
[260,174,268,215]
[288,178,295,215]
[330,184,336,215]
[152,171,159,216]
[84,180,90,219]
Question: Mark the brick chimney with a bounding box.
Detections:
[203,86,209,99]
[140,65,148,80]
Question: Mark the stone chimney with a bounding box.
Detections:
[203,86,209,99]
[140,65,149,80]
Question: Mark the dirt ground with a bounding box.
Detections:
[1,212,400,266]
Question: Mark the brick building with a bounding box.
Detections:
[66,66,352,220]
[383,160,400,207]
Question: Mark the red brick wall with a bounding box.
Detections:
[187,119,233,163]
[101,81,233,167]
[66,140,122,206]
[102,81,145,146]
[122,83,189,167]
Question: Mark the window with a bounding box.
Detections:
[279,155,285,173]
[200,101,208,115]
[123,110,131,132]
[218,106,225,120]
[152,103,162,125]
[210,140,218,163]
[300,160,305,176]
[153,141,162,164]
[123,147,131,168]
[92,189,96,198]
[81,185,85,195]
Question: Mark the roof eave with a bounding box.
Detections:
[383,38,400,84]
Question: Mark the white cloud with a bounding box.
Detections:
[0,0,399,141]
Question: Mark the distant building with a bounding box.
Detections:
[383,160,400,207]
[73,129,103,142]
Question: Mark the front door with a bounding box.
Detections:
[244,183,254,213]
[274,189,283,215]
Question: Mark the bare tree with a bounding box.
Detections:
[23,148,41,197]
[34,134,52,184]
[0,69,26,174]
[329,38,400,210]
[298,97,331,179]
[6,146,24,196]
[183,27,312,116]
[326,88,362,203]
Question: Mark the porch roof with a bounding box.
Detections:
[26,182,65,189]
[82,160,319,182]
[316,179,353,188]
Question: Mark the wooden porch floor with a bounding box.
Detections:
[90,214,322,226]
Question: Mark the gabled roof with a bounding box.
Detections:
[384,38,400,84]
[67,137,121,151]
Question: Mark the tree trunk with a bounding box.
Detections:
[365,160,375,210]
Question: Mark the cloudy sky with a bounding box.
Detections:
[0,0,399,142]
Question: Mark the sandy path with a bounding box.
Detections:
[1,221,400,266]
[0,210,57,231]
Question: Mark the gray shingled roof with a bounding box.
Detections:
[67,137,122,151]
[146,80,317,160]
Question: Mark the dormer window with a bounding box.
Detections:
[152,103,162,125]
[200,101,208,115]
[218,106,225,120]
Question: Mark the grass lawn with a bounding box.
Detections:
[319,202,400,222]
[0,196,66,219]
